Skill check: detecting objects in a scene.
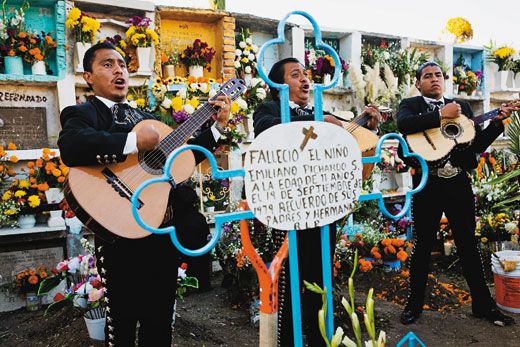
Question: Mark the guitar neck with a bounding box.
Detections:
[161,103,217,151]
[472,108,501,125]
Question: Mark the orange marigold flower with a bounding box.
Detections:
[8,50,15,56]
[57,176,65,183]
[8,169,16,176]
[18,32,27,38]
[359,259,373,272]
[397,250,408,262]
[385,245,397,254]
[60,166,69,176]
[9,155,19,163]
[29,38,36,44]
[26,161,35,168]
[28,269,36,276]
[7,143,17,150]
[35,54,44,61]
[52,168,62,177]
[392,239,405,247]
[28,275,39,285]
[373,251,382,259]
[38,183,50,191]
[187,76,196,83]
[381,239,391,247]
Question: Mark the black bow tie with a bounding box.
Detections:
[111,103,133,124]
[428,100,444,112]
[294,105,313,117]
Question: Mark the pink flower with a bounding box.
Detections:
[88,288,104,302]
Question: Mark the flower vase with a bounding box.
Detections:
[162,64,176,78]
[459,90,467,97]
[337,71,344,87]
[84,307,106,341]
[246,117,255,142]
[244,73,253,87]
[189,65,204,78]
[323,73,331,85]
[25,292,40,311]
[4,56,24,75]
[31,60,47,75]
[514,73,520,89]
[376,172,396,192]
[65,216,83,234]
[495,70,509,90]
[137,47,152,74]
[48,210,65,228]
[45,188,64,204]
[75,42,91,72]
[73,295,88,308]
[394,171,412,192]
[17,214,36,229]
[453,84,459,95]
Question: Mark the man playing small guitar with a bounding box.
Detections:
[396,61,519,327]
[58,42,233,346]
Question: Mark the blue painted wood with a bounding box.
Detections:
[453,46,485,91]
[396,331,427,347]
[0,0,66,82]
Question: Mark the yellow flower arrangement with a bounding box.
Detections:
[125,16,158,48]
[493,47,515,60]
[445,17,473,44]
[66,7,100,43]
[486,42,516,71]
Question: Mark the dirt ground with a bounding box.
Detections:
[1,270,519,347]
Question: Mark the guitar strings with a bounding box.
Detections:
[118,90,228,187]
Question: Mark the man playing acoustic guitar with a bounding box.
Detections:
[397,61,519,326]
[58,42,232,346]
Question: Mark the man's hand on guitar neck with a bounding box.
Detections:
[440,101,461,120]
[209,95,232,128]
[494,102,520,123]
[362,104,382,130]
[136,124,160,151]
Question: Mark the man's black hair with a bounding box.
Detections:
[83,41,118,72]
[415,61,443,81]
[268,57,303,100]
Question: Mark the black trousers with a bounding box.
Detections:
[95,233,180,347]
[277,225,336,347]
[406,173,495,314]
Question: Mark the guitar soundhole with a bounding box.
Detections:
[138,149,167,175]
[442,123,462,140]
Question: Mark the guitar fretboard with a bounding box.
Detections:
[472,108,501,125]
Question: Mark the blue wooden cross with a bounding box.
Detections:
[131,10,429,346]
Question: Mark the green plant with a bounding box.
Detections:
[508,111,520,157]
[304,250,386,347]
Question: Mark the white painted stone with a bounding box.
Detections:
[244,121,362,230]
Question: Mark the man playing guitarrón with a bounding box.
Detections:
[397,61,519,326]
[58,42,232,346]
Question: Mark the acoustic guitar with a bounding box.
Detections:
[405,100,519,166]
[64,79,247,239]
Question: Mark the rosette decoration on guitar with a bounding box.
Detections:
[131,11,428,347]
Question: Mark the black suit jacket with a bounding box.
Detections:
[396,96,504,172]
[253,100,332,136]
[58,97,217,167]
